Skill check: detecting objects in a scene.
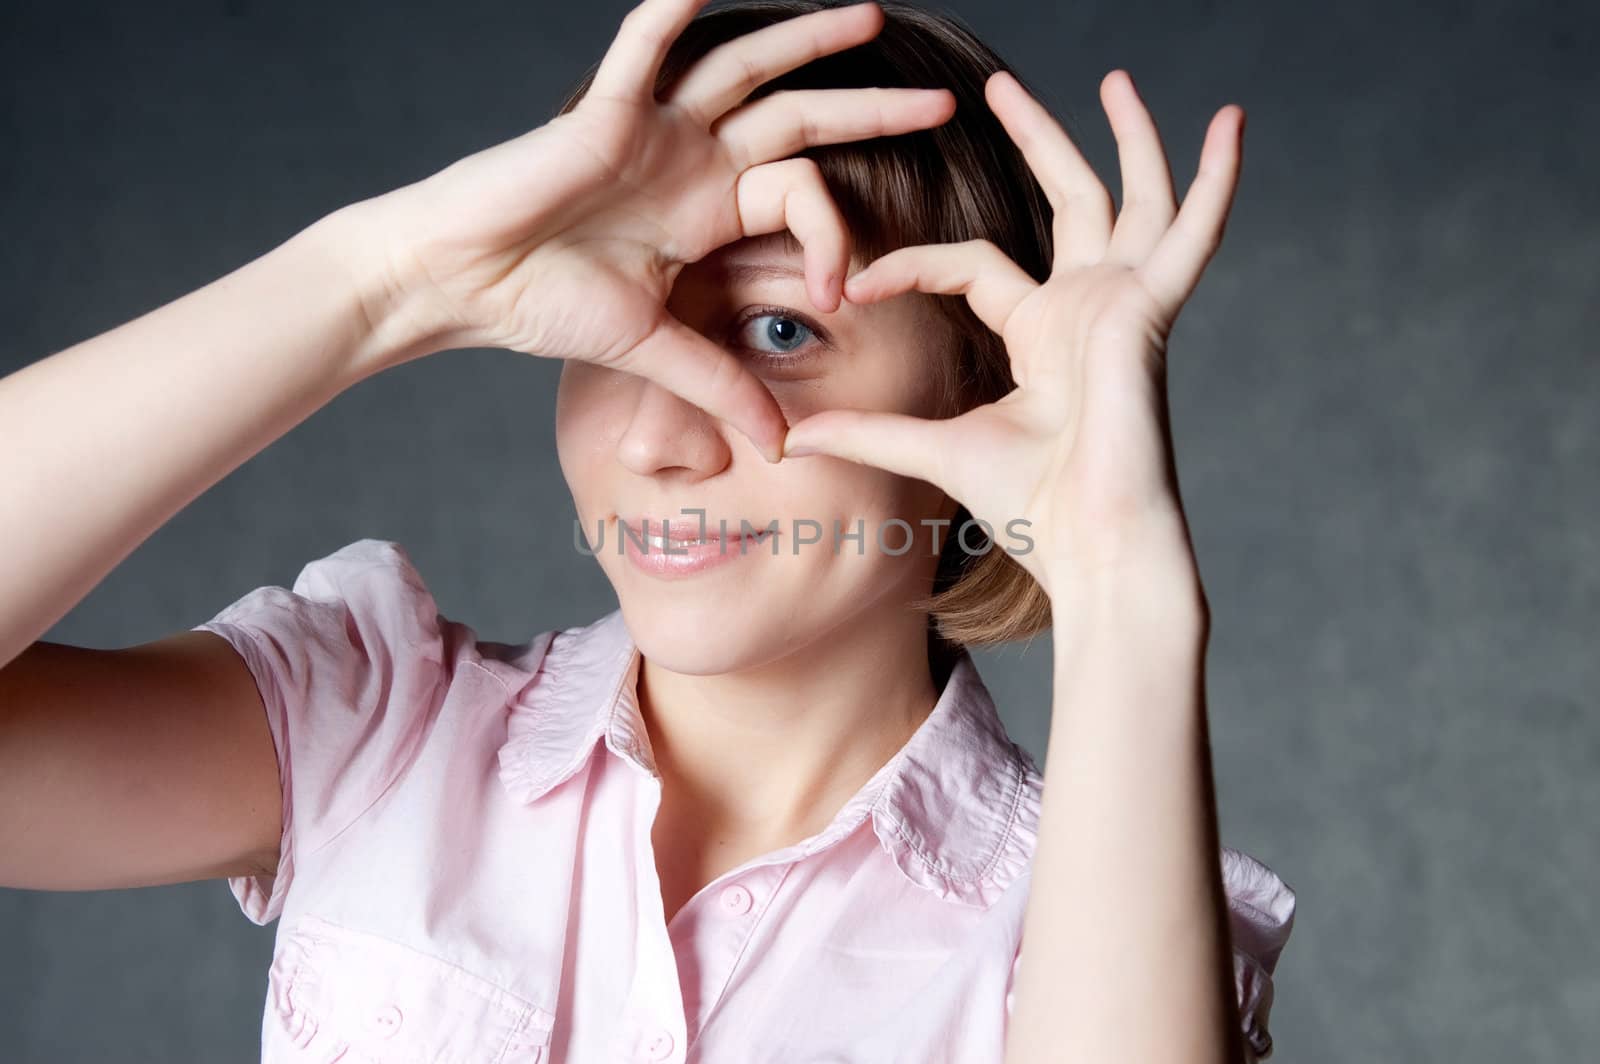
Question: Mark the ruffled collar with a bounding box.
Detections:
[491,609,1042,910]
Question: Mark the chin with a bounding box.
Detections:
[596,535,924,676]
[610,569,829,677]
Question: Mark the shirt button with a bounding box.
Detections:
[718,883,753,916]
[367,1003,404,1038]
[644,1028,675,1060]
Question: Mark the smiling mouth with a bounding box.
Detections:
[639,530,775,549]
[619,517,778,548]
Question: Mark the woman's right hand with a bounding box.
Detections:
[343,0,955,462]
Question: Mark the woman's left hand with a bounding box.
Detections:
[780,69,1245,606]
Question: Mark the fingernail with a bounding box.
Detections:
[784,442,819,459]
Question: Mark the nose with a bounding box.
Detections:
[615,377,734,479]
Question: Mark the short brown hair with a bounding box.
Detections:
[556,0,1055,651]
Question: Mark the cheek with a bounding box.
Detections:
[781,456,948,558]
[772,330,949,426]
[759,378,829,427]
[767,342,951,550]
[555,363,626,501]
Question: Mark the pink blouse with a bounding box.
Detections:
[193,538,1296,1063]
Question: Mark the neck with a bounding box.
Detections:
[637,605,942,843]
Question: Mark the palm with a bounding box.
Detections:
[783,69,1247,595]
[933,266,1176,581]
[373,96,767,363]
[420,101,736,356]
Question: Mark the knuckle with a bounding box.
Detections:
[733,53,765,95]
[617,5,647,35]
[703,350,749,403]
[788,167,831,210]
[799,109,820,149]
[621,11,666,52]
[790,155,823,180]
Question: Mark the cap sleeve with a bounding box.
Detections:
[1003,845,1296,1061]
[190,538,447,925]
[1222,846,1296,1060]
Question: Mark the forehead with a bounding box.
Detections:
[702,230,878,285]
[707,231,804,268]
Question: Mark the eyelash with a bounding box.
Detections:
[728,304,832,368]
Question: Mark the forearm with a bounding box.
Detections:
[0,206,420,666]
[1004,557,1240,1064]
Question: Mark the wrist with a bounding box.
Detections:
[301,200,449,386]
[1046,543,1209,645]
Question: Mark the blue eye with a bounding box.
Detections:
[737,311,818,356]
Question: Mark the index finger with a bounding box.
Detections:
[617,313,792,464]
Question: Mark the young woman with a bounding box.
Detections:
[0,1,1295,1061]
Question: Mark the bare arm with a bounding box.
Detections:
[0,631,281,889]
[0,206,413,890]
[0,208,408,668]
[1005,563,1239,1063]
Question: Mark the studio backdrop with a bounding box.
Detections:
[2,0,1595,1060]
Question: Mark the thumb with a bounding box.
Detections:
[782,409,952,491]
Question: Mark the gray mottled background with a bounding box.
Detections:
[2,0,1595,1059]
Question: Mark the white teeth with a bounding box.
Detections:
[641,530,769,548]
[645,533,712,548]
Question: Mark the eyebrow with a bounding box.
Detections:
[718,261,807,283]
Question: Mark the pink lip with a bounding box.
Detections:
[617,517,777,579]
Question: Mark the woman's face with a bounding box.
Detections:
[556,232,959,675]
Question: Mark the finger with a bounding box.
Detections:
[1098,70,1178,268]
[984,70,1113,270]
[618,311,790,463]
[667,0,886,125]
[843,239,1038,337]
[589,0,711,102]
[782,408,954,493]
[715,86,956,169]
[735,158,851,313]
[1136,105,1245,317]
